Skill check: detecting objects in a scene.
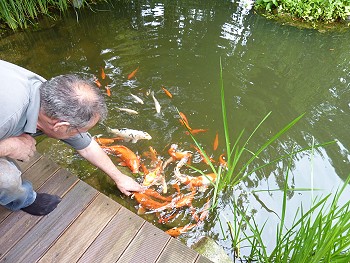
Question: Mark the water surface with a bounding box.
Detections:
[1,0,350,258]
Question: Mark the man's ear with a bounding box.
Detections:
[52,121,70,132]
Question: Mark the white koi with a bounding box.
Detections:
[151,91,161,113]
[107,127,152,143]
[130,93,144,104]
[117,107,139,115]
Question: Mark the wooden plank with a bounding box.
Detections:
[0,168,79,259]
[39,193,121,263]
[78,207,145,263]
[195,255,214,263]
[116,220,171,263]
[22,156,60,189]
[0,181,98,263]
[156,237,199,263]
[14,151,42,172]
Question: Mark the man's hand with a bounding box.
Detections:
[0,134,36,161]
[114,173,145,196]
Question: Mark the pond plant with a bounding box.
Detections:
[182,59,349,261]
[0,0,95,30]
[254,0,350,29]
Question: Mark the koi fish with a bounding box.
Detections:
[151,91,161,113]
[143,161,163,186]
[174,159,216,190]
[158,210,179,224]
[219,153,228,170]
[165,224,196,238]
[133,192,170,210]
[179,112,192,130]
[106,86,111,97]
[117,107,138,115]
[163,144,192,169]
[199,198,211,222]
[185,129,208,135]
[101,145,140,173]
[213,131,219,151]
[101,67,106,79]
[130,93,144,104]
[94,136,122,145]
[143,189,172,202]
[107,127,152,143]
[162,86,173,98]
[127,66,139,80]
[94,77,102,88]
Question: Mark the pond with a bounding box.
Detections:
[2,0,350,260]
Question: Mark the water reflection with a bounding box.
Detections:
[1,0,350,259]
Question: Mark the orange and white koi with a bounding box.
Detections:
[107,127,152,143]
[162,86,173,98]
[105,86,111,97]
[127,66,139,80]
[130,93,144,104]
[163,144,192,169]
[94,77,102,88]
[219,153,228,170]
[117,107,138,115]
[165,223,197,238]
[151,91,161,113]
[192,145,215,165]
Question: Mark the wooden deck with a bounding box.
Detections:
[0,152,212,263]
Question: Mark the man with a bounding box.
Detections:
[0,60,143,216]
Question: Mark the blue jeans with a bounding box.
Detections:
[0,158,36,211]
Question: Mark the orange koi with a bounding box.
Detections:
[213,131,219,151]
[152,188,196,212]
[133,192,170,210]
[219,153,228,170]
[101,145,140,173]
[127,66,139,80]
[190,206,200,222]
[179,112,192,131]
[143,189,172,202]
[185,129,208,135]
[94,78,102,88]
[143,161,162,186]
[174,164,216,190]
[106,86,111,97]
[165,224,197,238]
[101,67,106,79]
[94,137,122,145]
[162,86,173,98]
[192,145,215,165]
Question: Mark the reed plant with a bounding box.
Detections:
[181,58,333,207]
[180,59,347,261]
[0,0,91,30]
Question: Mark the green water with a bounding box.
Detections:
[1,0,350,259]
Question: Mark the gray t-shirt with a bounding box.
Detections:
[0,60,92,150]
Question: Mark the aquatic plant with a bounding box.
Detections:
[255,0,350,23]
[229,165,350,262]
[182,58,333,208]
[0,0,97,30]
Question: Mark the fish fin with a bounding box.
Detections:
[118,162,127,167]
[137,207,146,215]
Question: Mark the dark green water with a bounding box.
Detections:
[2,0,350,258]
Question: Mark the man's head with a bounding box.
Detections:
[37,74,107,139]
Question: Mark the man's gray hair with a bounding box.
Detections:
[40,74,108,129]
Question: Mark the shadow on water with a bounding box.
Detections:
[2,0,350,259]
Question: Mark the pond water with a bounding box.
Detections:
[2,0,350,259]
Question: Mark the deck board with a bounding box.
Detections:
[0,154,213,263]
